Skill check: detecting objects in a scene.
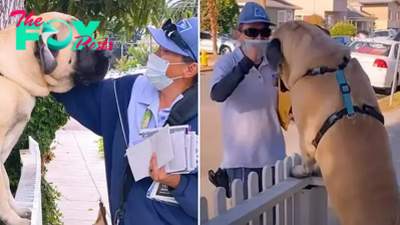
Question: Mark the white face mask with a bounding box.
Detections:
[242,39,270,58]
[145,53,185,91]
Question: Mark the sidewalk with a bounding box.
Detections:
[200,54,219,72]
[46,118,109,225]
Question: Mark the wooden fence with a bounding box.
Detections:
[200,154,330,225]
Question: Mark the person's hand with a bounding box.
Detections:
[149,153,181,188]
[242,42,262,64]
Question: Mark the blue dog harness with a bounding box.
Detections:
[304,57,385,148]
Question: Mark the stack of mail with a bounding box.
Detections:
[125,125,198,204]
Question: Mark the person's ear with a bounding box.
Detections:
[183,62,198,79]
[266,38,282,72]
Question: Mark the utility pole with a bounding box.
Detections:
[260,0,266,8]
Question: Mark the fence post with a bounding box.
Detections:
[200,197,209,223]
[248,172,260,225]
[214,187,227,216]
[275,160,285,225]
[293,189,311,225]
[284,156,294,225]
[262,166,273,225]
[309,187,328,225]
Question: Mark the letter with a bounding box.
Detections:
[71,21,100,50]
[75,35,93,49]
[16,21,40,50]
[24,11,37,26]
[34,17,42,26]
[89,41,97,50]
[10,10,26,27]
[107,41,114,50]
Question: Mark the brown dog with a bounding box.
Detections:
[0,12,109,225]
[266,20,400,225]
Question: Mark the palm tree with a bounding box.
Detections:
[167,0,198,21]
[208,0,218,55]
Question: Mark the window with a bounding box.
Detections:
[349,40,392,57]
[278,10,287,26]
[200,32,212,40]
[389,9,393,20]
[287,12,294,21]
[397,11,400,20]
[295,15,303,20]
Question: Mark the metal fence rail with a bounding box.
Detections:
[200,154,329,225]
[15,137,42,225]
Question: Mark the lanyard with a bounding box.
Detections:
[114,109,152,225]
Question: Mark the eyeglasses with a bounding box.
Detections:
[239,28,271,38]
[162,19,197,62]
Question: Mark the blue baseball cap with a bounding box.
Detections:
[238,2,276,26]
[147,17,198,62]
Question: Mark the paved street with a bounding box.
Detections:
[46,118,110,225]
[200,71,400,224]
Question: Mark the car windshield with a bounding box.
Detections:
[371,31,389,37]
[334,37,346,43]
[349,41,392,56]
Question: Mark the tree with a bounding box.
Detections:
[304,14,325,27]
[167,0,198,22]
[201,0,239,34]
[330,22,357,37]
[0,0,25,29]
[208,0,218,55]
[25,0,167,37]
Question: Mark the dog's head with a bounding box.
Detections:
[34,12,110,93]
[266,21,349,92]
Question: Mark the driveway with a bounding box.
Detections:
[200,71,400,224]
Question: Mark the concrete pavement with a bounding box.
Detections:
[200,71,400,223]
[46,118,109,225]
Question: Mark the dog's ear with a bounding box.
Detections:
[266,38,282,72]
[34,34,59,74]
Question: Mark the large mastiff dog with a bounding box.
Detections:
[266,20,400,225]
[0,12,109,225]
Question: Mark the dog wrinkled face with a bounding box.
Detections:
[266,21,339,92]
[33,12,110,93]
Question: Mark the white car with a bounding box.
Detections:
[370,29,397,40]
[349,39,400,94]
[200,31,239,55]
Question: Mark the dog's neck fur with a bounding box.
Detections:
[0,26,50,97]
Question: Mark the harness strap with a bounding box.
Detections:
[335,70,355,116]
[312,104,384,148]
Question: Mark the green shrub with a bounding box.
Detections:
[126,39,158,66]
[115,55,139,71]
[330,22,356,37]
[97,137,104,159]
[4,96,69,225]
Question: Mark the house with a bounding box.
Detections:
[347,2,377,33]
[284,0,348,26]
[236,0,302,27]
[355,0,400,30]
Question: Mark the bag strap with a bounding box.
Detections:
[115,84,198,224]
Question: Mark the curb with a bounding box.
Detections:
[200,67,214,73]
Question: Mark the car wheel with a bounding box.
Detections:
[386,73,400,95]
[219,45,232,55]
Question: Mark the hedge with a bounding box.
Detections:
[330,22,357,37]
[3,96,69,225]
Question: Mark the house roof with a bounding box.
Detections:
[236,0,302,10]
[346,6,377,19]
[357,0,398,4]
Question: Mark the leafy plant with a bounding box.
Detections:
[126,39,158,66]
[304,14,325,27]
[330,22,357,37]
[97,137,104,159]
[115,55,139,71]
[201,0,239,34]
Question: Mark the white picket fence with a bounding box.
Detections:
[15,137,42,225]
[200,154,330,225]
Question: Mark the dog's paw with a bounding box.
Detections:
[290,165,312,178]
[15,207,31,219]
[10,218,30,225]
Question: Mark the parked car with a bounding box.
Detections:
[200,31,239,55]
[370,29,397,40]
[333,36,352,45]
[349,39,400,94]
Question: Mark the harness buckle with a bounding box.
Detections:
[346,113,357,120]
[339,83,351,94]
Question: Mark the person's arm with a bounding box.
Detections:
[51,79,113,136]
[210,56,254,102]
[171,174,198,219]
